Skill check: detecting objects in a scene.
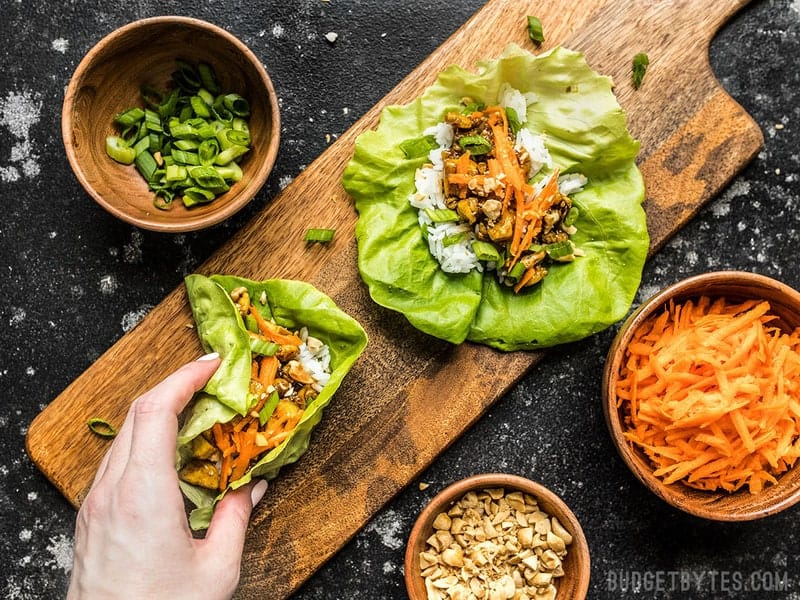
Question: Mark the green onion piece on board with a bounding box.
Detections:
[527,16,544,45]
[105,136,136,164]
[304,228,336,243]
[87,417,117,438]
[632,52,650,89]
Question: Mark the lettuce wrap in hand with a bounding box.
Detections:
[342,45,648,351]
[177,274,367,530]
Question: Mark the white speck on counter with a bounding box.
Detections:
[382,561,396,574]
[48,231,57,239]
[9,307,26,327]
[365,509,404,550]
[0,89,42,182]
[121,305,153,332]
[27,491,38,501]
[44,534,73,574]
[99,274,118,294]
[51,38,68,53]
[278,175,293,189]
[272,23,285,38]
[25,366,34,376]
[713,179,751,217]
[325,31,338,43]
[123,230,143,263]
[19,529,32,542]
[792,0,800,15]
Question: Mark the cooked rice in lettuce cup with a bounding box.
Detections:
[342,45,648,351]
[177,274,367,530]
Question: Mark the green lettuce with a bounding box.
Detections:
[178,274,368,529]
[342,45,648,351]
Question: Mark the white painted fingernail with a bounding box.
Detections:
[250,479,268,506]
[197,352,220,362]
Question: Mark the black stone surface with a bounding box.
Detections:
[1,1,799,598]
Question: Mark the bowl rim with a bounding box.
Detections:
[403,472,590,600]
[61,15,281,232]
[602,270,800,521]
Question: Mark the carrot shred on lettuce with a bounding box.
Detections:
[616,295,800,494]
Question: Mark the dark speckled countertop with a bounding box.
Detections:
[2,1,799,598]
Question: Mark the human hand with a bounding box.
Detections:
[67,353,268,600]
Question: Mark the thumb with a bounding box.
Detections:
[203,480,268,558]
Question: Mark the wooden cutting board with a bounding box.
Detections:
[27,0,762,597]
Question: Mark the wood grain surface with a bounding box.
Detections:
[27,0,762,597]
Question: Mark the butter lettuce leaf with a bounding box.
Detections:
[178,274,368,529]
[342,45,648,351]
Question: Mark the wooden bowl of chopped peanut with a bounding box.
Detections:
[603,271,800,521]
[404,473,590,600]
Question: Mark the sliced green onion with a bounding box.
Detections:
[424,208,460,223]
[461,101,484,114]
[216,161,243,182]
[527,16,544,45]
[304,228,336,243]
[632,52,650,89]
[190,95,211,118]
[173,59,201,91]
[245,314,259,333]
[249,338,279,357]
[399,134,438,159]
[165,164,188,183]
[198,138,220,166]
[258,390,281,426]
[106,60,251,209]
[505,106,522,134]
[114,107,144,128]
[443,233,466,247]
[197,63,220,94]
[135,150,158,181]
[222,93,250,117]
[507,261,527,281]
[472,240,502,263]
[458,135,491,156]
[182,186,216,207]
[87,417,117,438]
[563,206,580,227]
[153,189,175,210]
[105,136,136,164]
[215,144,249,165]
[545,240,576,262]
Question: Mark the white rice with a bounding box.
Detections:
[297,327,331,388]
[558,173,588,195]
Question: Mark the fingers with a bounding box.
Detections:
[125,354,220,477]
[203,480,267,560]
[92,354,220,489]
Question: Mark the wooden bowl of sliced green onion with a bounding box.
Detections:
[62,16,280,232]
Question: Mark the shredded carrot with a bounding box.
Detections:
[616,296,800,494]
[248,305,303,346]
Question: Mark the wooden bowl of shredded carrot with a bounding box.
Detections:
[603,271,800,520]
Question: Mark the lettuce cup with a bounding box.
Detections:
[177,274,367,530]
[343,44,648,351]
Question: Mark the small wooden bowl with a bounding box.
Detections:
[62,16,280,232]
[603,271,800,521]
[405,473,590,600]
